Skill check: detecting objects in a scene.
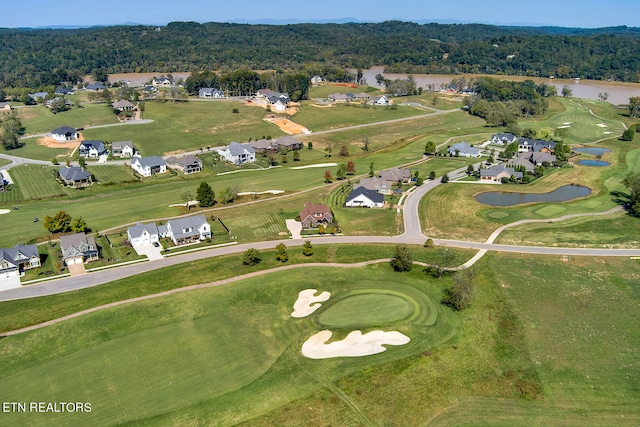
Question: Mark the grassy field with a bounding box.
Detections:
[2,164,69,201]
[87,165,138,185]
[17,104,119,136]
[3,252,636,425]
[308,84,379,99]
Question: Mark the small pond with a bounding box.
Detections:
[577,159,610,167]
[573,147,611,156]
[475,184,591,206]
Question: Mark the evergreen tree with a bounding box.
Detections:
[196,182,216,207]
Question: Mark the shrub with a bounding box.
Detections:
[424,238,434,248]
[302,240,313,256]
[242,248,261,265]
[390,244,412,272]
[275,243,288,262]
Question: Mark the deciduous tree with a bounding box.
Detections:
[390,244,413,272]
[242,248,261,265]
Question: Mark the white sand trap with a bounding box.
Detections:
[557,125,571,129]
[563,122,572,125]
[237,190,285,196]
[596,123,608,128]
[302,330,410,359]
[290,163,337,170]
[168,200,199,207]
[291,289,331,318]
[603,131,612,134]
[0,209,10,215]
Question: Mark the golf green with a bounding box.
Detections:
[318,293,414,327]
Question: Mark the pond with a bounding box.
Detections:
[576,159,610,167]
[573,147,611,156]
[475,184,592,206]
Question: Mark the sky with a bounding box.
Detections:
[1,0,639,29]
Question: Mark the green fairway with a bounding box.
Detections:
[0,265,459,426]
[5,164,69,200]
[18,104,119,135]
[87,165,137,184]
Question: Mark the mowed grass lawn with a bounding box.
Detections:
[0,164,69,202]
[82,101,282,156]
[18,104,119,135]
[0,265,461,426]
[518,97,625,145]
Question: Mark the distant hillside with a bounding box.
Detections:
[0,21,639,88]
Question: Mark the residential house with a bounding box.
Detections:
[217,142,256,164]
[79,140,107,158]
[491,133,517,145]
[60,233,99,265]
[480,164,523,182]
[379,168,411,185]
[111,141,135,158]
[274,136,302,151]
[159,215,211,245]
[55,87,75,95]
[59,166,93,188]
[165,155,203,174]
[29,92,49,101]
[256,88,276,98]
[506,154,535,172]
[51,126,78,142]
[267,93,290,112]
[357,177,392,195]
[198,87,225,98]
[127,222,160,246]
[517,138,556,153]
[131,155,167,177]
[249,139,275,153]
[368,95,389,105]
[0,102,12,111]
[328,93,350,103]
[311,75,323,85]
[345,186,385,208]
[447,142,481,158]
[85,83,106,91]
[0,244,40,279]
[354,92,371,101]
[46,97,72,109]
[112,99,136,111]
[530,151,557,165]
[152,76,171,87]
[143,85,157,94]
[299,202,333,229]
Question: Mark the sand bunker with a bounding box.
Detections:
[302,330,410,359]
[237,190,285,196]
[603,131,613,134]
[563,122,572,125]
[596,123,608,128]
[0,209,10,215]
[264,117,310,135]
[557,125,571,128]
[291,289,331,318]
[291,163,337,170]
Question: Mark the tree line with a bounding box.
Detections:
[1,21,640,91]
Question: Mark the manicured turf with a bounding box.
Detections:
[18,103,119,135]
[5,164,69,200]
[0,265,459,426]
[86,165,138,184]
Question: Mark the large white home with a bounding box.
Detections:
[217,142,256,164]
[111,141,135,158]
[79,140,107,158]
[131,155,167,177]
[127,222,160,246]
[159,215,211,245]
[447,142,481,158]
[198,87,225,98]
[51,126,78,142]
[0,244,40,281]
[345,186,385,208]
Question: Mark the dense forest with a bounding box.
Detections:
[0,21,639,89]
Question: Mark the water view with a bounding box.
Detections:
[573,147,611,156]
[475,184,592,206]
[577,159,609,167]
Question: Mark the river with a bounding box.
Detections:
[359,66,640,105]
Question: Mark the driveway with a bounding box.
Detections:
[0,274,21,291]
[285,219,302,239]
[132,243,165,261]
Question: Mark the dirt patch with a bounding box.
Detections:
[264,116,310,135]
[329,82,358,88]
[37,135,81,149]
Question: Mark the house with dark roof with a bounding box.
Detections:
[491,133,517,145]
[165,155,202,174]
[198,88,225,98]
[59,166,92,188]
[55,87,75,96]
[0,244,40,279]
[480,164,523,182]
[79,140,107,158]
[448,142,481,158]
[29,92,49,101]
[51,126,78,142]
[274,136,302,151]
[217,142,256,164]
[300,202,333,229]
[517,138,556,153]
[127,222,160,246]
[131,155,167,177]
[60,233,99,265]
[267,93,290,112]
[345,186,385,208]
[85,83,106,91]
[152,76,171,87]
[159,215,211,245]
[256,88,276,98]
[111,141,134,158]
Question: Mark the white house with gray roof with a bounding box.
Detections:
[111,141,135,158]
[217,142,256,164]
[345,187,385,208]
[159,215,211,245]
[198,87,225,98]
[79,140,107,158]
[51,126,78,142]
[131,155,167,177]
[60,233,99,265]
[127,222,160,246]
[0,244,40,282]
[448,142,481,158]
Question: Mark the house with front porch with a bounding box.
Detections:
[59,166,93,188]
[345,186,385,208]
[79,140,107,158]
[491,133,517,145]
[159,215,211,245]
[112,99,136,111]
[85,83,106,91]
[111,141,135,158]
[165,155,202,174]
[0,244,40,280]
[480,164,523,182]
[448,142,481,158]
[131,155,167,177]
[300,202,333,229]
[60,233,99,265]
[274,136,302,151]
[198,87,225,98]
[127,222,160,246]
[217,142,256,164]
